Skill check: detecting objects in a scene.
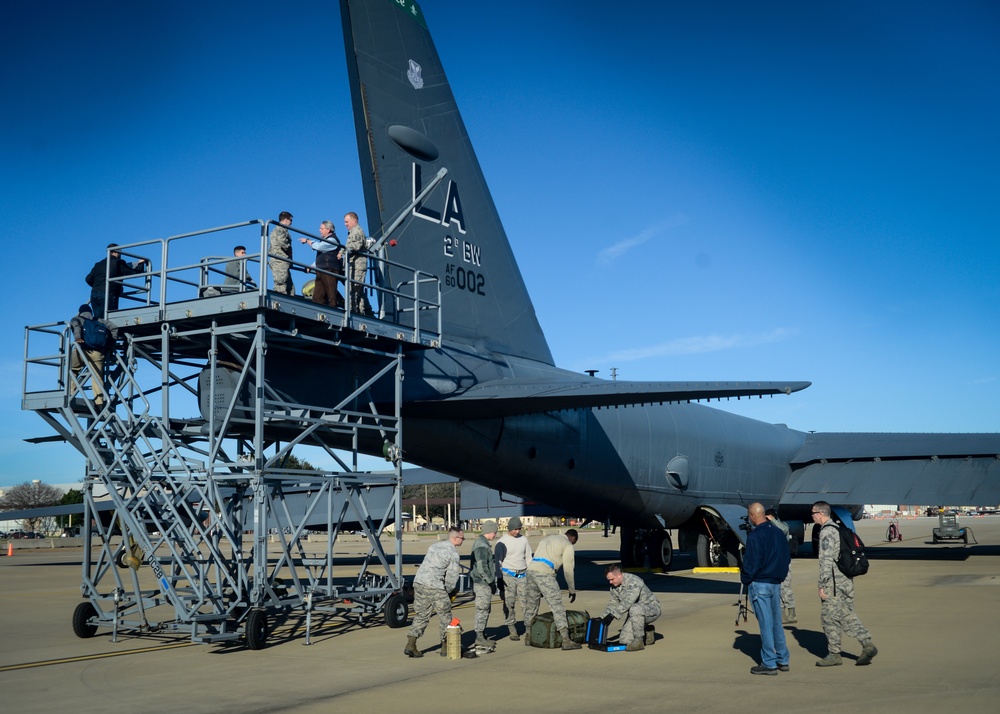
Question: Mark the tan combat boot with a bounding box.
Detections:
[560,629,581,650]
[857,640,878,666]
[815,653,843,667]
[403,636,422,658]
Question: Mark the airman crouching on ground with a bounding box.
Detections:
[600,563,660,651]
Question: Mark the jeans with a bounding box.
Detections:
[749,581,789,668]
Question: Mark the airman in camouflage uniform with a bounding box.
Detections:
[469,520,498,649]
[404,527,464,658]
[601,564,661,651]
[269,211,294,295]
[811,501,878,667]
[344,212,373,315]
[766,508,797,624]
[524,529,581,651]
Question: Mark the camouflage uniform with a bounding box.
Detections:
[495,531,532,631]
[524,534,576,633]
[269,224,294,295]
[601,572,661,645]
[408,539,461,641]
[345,223,372,314]
[469,532,496,636]
[818,522,872,654]
[769,516,797,612]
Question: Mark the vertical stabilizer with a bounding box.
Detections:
[340,0,553,364]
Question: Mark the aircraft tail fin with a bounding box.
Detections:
[340,0,553,364]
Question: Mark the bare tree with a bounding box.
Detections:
[0,481,63,533]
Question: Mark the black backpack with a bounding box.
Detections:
[825,523,869,578]
[82,318,111,350]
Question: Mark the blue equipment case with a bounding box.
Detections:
[586,617,626,651]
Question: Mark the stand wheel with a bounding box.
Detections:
[384,592,408,628]
[245,609,269,650]
[73,601,99,639]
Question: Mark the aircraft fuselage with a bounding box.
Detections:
[403,357,808,528]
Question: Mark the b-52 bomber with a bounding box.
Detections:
[243,0,999,568]
[23,0,999,579]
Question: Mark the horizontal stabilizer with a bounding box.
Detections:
[401,467,458,485]
[0,502,99,520]
[405,379,811,419]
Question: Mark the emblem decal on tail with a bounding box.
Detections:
[407,59,424,89]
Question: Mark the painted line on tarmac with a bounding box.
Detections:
[0,641,197,672]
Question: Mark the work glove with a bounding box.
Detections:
[568,592,576,604]
[602,614,615,626]
[489,581,497,595]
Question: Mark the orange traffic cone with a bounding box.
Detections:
[6,542,12,557]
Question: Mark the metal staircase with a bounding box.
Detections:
[23,220,441,648]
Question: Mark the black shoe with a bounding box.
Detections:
[751,665,778,676]
[777,663,789,672]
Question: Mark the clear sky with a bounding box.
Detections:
[1,0,997,488]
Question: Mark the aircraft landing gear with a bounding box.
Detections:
[619,527,644,569]
[649,530,672,571]
[696,532,740,568]
[618,528,673,571]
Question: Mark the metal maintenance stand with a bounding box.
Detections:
[22,219,441,648]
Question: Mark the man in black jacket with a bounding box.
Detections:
[86,244,147,317]
[741,502,790,675]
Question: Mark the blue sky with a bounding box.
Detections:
[1,1,998,488]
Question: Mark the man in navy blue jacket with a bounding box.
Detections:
[741,502,791,675]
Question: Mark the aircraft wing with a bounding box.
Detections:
[781,432,1000,506]
[404,379,810,419]
[0,502,99,521]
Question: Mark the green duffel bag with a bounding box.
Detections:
[528,610,590,648]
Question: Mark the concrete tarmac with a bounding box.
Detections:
[2,517,999,714]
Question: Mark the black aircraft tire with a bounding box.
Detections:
[114,545,128,569]
[72,601,99,639]
[696,533,721,568]
[384,592,408,628]
[619,528,642,569]
[726,533,743,567]
[245,609,269,650]
[696,532,739,568]
[649,530,673,571]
